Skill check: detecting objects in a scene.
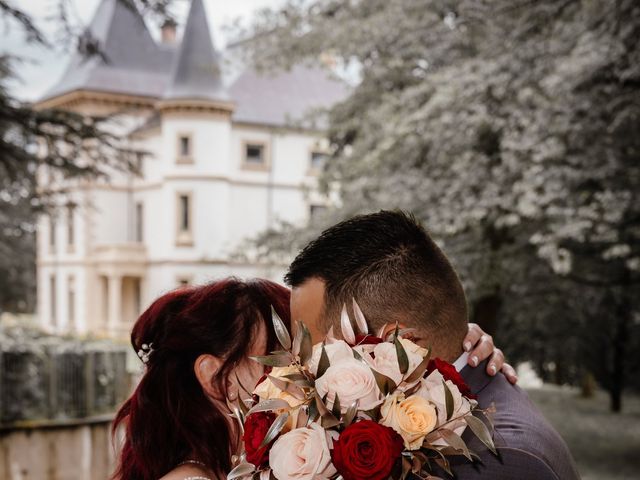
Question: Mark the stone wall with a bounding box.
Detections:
[0,418,116,480]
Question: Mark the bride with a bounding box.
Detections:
[111,278,512,480]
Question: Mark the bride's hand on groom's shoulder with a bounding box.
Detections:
[463,323,518,385]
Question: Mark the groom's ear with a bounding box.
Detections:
[378,322,409,340]
[194,354,223,398]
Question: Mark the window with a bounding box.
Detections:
[310,151,328,171]
[134,152,144,174]
[176,193,193,246]
[67,204,75,251]
[135,202,144,243]
[242,141,269,170]
[68,276,75,331]
[177,277,191,287]
[49,215,57,252]
[177,134,193,163]
[50,274,57,327]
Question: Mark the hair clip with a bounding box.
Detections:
[137,342,154,364]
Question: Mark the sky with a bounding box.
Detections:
[2,0,284,101]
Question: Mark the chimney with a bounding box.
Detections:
[161,18,177,44]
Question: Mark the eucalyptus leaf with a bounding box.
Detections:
[292,320,303,357]
[340,304,356,344]
[227,462,256,480]
[317,343,330,378]
[343,400,359,427]
[371,367,397,395]
[352,298,368,334]
[394,335,409,374]
[331,392,342,419]
[272,306,292,350]
[247,398,290,416]
[299,322,313,365]
[404,348,432,384]
[259,411,290,449]
[306,399,319,425]
[267,375,306,400]
[251,353,292,368]
[443,381,454,420]
[439,429,471,461]
[465,415,497,455]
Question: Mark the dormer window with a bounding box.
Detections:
[177,134,193,163]
[242,141,269,170]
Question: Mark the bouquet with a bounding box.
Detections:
[227,301,496,480]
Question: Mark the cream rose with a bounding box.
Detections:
[253,365,306,408]
[269,423,337,480]
[360,339,426,386]
[416,370,471,438]
[315,358,381,412]
[306,340,353,376]
[380,392,438,450]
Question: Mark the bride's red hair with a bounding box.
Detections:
[111,278,291,480]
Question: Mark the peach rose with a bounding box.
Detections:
[380,392,438,450]
[253,365,306,408]
[269,423,337,480]
[315,358,381,412]
[416,370,471,437]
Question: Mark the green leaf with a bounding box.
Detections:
[259,411,290,449]
[317,343,330,378]
[343,400,359,427]
[331,392,342,419]
[439,429,472,461]
[227,461,256,479]
[465,415,497,455]
[306,399,319,425]
[314,392,341,428]
[395,336,409,375]
[292,320,303,357]
[247,398,290,416]
[272,306,291,350]
[371,367,397,395]
[404,347,432,384]
[299,322,313,365]
[267,375,306,399]
[251,353,292,367]
[443,381,454,420]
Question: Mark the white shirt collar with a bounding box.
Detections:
[453,351,469,372]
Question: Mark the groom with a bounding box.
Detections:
[285,211,580,479]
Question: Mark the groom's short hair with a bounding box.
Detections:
[285,210,468,348]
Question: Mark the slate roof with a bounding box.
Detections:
[40,0,349,128]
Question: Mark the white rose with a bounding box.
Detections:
[269,423,337,480]
[307,340,354,376]
[359,339,426,386]
[315,358,381,412]
[416,370,471,439]
[253,365,306,408]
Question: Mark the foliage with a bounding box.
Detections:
[240,0,640,410]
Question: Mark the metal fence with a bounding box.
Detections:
[0,330,131,428]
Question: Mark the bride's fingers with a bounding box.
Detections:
[462,323,484,353]
[486,347,505,376]
[467,333,494,367]
[501,362,519,385]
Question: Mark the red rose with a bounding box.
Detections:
[354,334,384,345]
[427,358,476,399]
[243,412,276,467]
[331,420,404,480]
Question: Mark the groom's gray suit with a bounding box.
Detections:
[435,360,580,479]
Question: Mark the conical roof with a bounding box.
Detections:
[163,0,228,102]
[40,0,174,101]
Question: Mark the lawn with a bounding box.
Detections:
[527,385,640,480]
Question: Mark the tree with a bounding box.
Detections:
[240,0,640,411]
[0,0,174,314]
